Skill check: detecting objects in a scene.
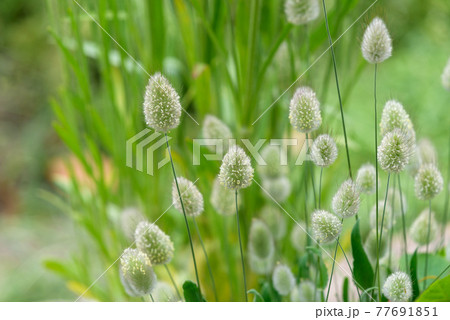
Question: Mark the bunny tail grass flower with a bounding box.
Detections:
[152,281,178,302]
[361,17,392,64]
[120,207,145,241]
[332,179,360,218]
[120,248,156,297]
[262,176,292,203]
[417,138,438,166]
[380,100,415,138]
[288,86,322,133]
[356,163,376,194]
[258,145,287,178]
[290,280,321,302]
[370,201,395,229]
[442,58,450,91]
[414,164,444,200]
[272,264,295,296]
[202,115,233,152]
[284,0,320,25]
[311,210,342,243]
[261,205,287,240]
[210,177,238,216]
[382,272,412,302]
[365,229,388,262]
[219,145,254,190]
[172,177,204,217]
[290,222,307,253]
[310,134,338,167]
[143,73,182,132]
[378,128,415,173]
[248,219,275,275]
[135,221,174,265]
[410,209,438,246]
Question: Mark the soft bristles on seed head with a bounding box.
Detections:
[414,164,443,200]
[210,177,238,216]
[258,145,287,178]
[135,221,174,265]
[356,163,376,194]
[219,146,254,190]
[202,115,233,152]
[248,219,275,274]
[442,58,450,91]
[383,272,412,302]
[262,176,292,203]
[172,177,204,216]
[143,73,182,132]
[284,0,319,25]
[361,17,392,64]
[289,86,322,133]
[272,264,295,296]
[152,281,178,302]
[380,100,415,138]
[312,209,342,243]
[260,205,287,241]
[120,248,156,297]
[410,209,438,245]
[378,128,415,173]
[365,229,388,262]
[332,179,360,218]
[290,223,307,253]
[290,280,321,302]
[120,207,145,241]
[310,134,338,167]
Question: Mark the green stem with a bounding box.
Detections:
[398,175,409,274]
[442,132,450,246]
[164,133,201,292]
[337,239,362,301]
[376,172,390,300]
[318,167,323,209]
[430,264,450,287]
[235,190,248,302]
[149,293,154,302]
[306,133,317,208]
[373,63,380,301]
[164,264,181,301]
[326,235,340,302]
[387,177,397,271]
[424,200,432,290]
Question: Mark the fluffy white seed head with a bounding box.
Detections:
[442,58,450,91]
[365,228,388,262]
[210,177,238,216]
[120,207,146,241]
[135,221,174,265]
[289,86,322,133]
[290,280,321,302]
[260,205,287,240]
[361,17,392,64]
[219,146,254,190]
[258,145,287,178]
[312,210,342,243]
[310,134,338,167]
[380,100,415,138]
[332,179,360,218]
[152,281,178,302]
[290,223,307,253]
[417,138,437,166]
[172,177,204,216]
[202,115,233,152]
[284,0,320,25]
[262,176,292,203]
[143,73,182,132]
[272,264,296,296]
[248,219,275,274]
[378,128,415,173]
[383,272,412,302]
[120,248,156,297]
[414,164,443,200]
[356,163,376,194]
[410,209,438,246]
[370,200,395,229]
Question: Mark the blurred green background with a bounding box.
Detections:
[0,0,449,301]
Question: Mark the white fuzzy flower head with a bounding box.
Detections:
[410,209,438,246]
[312,210,342,243]
[332,179,360,218]
[262,176,292,203]
[414,164,444,200]
[289,86,322,133]
[210,177,238,216]
[284,0,320,25]
[356,163,376,194]
[361,17,392,64]
[272,264,295,296]
[153,281,178,302]
[219,146,254,190]
[120,248,156,297]
[370,200,395,229]
[258,145,287,178]
[135,221,174,265]
[260,205,287,240]
[417,138,437,166]
[383,272,412,302]
[248,219,275,274]
[380,100,415,138]
[442,58,450,91]
[143,73,182,132]
[310,134,338,167]
[172,177,204,216]
[202,115,233,152]
[365,229,388,262]
[290,223,307,253]
[290,280,321,302]
[120,207,145,241]
[378,128,415,173]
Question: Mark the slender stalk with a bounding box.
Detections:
[398,175,409,274]
[326,238,339,302]
[235,190,248,302]
[164,264,181,300]
[318,167,323,209]
[442,133,450,246]
[303,137,311,246]
[313,256,320,301]
[337,239,362,301]
[424,200,432,290]
[164,133,201,292]
[430,264,450,287]
[193,217,218,301]
[373,63,380,301]
[387,177,396,270]
[149,294,154,302]
[306,133,317,208]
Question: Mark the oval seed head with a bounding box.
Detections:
[414,164,443,200]
[290,280,321,302]
[120,248,156,297]
[258,145,287,178]
[417,138,438,166]
[153,281,178,302]
[248,219,275,274]
[143,73,182,132]
[290,223,307,253]
[172,177,204,217]
[135,221,174,265]
[202,115,233,152]
[284,0,320,25]
[361,17,392,64]
[442,58,450,91]
[312,210,342,243]
[332,179,360,218]
[383,272,412,302]
[272,264,296,296]
[120,207,146,241]
[356,163,376,194]
[289,86,322,133]
[310,134,338,167]
[210,177,238,216]
[365,229,388,262]
[262,176,292,203]
[370,200,395,229]
[380,100,415,138]
[410,209,438,246]
[260,205,287,240]
[219,145,254,190]
[378,128,415,173]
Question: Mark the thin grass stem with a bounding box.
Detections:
[319,167,323,209]
[398,175,409,274]
[337,239,362,301]
[326,235,340,302]
[441,132,450,246]
[149,293,154,302]
[164,264,181,301]
[235,190,248,302]
[373,63,380,301]
[424,199,432,290]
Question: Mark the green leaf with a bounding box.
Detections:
[416,274,450,302]
[351,220,374,290]
[182,281,206,302]
[342,277,349,302]
[410,249,420,301]
[248,289,264,302]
